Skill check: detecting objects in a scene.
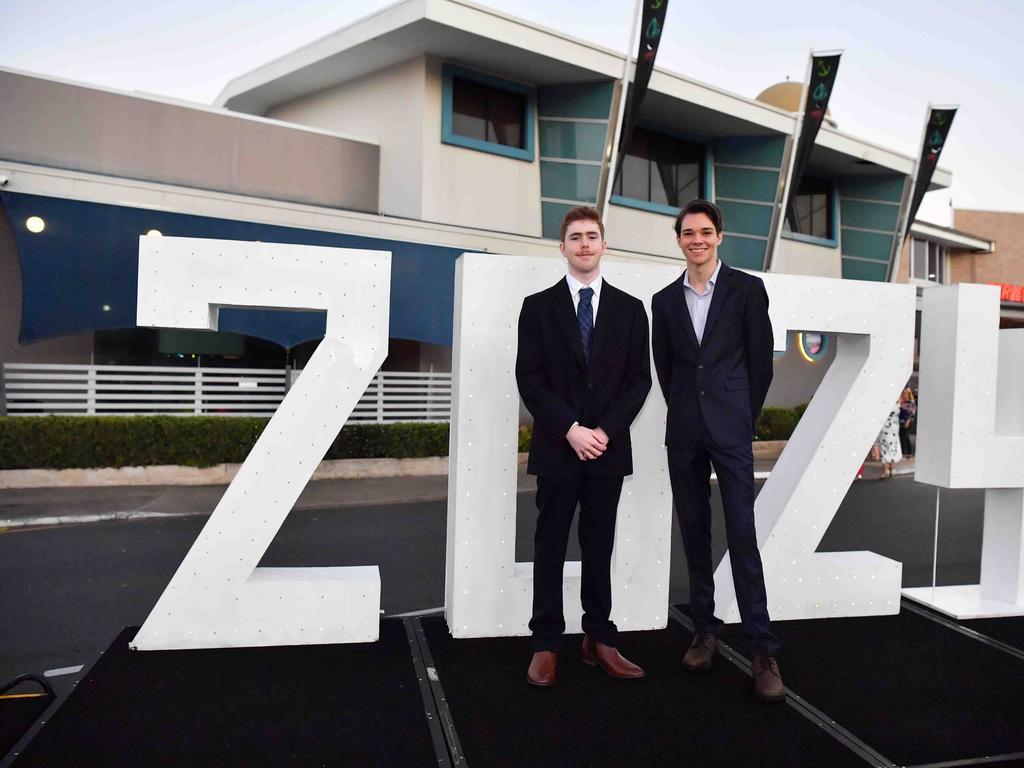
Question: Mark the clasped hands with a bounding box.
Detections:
[566,424,609,461]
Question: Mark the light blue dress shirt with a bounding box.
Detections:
[682,260,722,345]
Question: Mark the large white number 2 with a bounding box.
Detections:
[131,237,390,650]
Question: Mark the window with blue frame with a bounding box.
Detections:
[613,127,704,210]
[442,65,535,161]
[784,176,834,240]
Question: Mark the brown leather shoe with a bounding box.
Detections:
[751,655,785,703]
[581,635,645,679]
[682,631,718,672]
[527,651,557,687]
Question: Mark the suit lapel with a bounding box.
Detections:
[589,280,617,368]
[553,279,586,369]
[701,261,732,345]
[673,276,700,350]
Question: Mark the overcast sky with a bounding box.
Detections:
[3,0,1022,226]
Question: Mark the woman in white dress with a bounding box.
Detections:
[878,403,902,479]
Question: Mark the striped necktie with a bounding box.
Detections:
[578,287,594,365]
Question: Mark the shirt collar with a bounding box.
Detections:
[682,259,722,294]
[566,272,603,299]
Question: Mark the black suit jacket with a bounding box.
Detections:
[651,261,773,449]
[516,278,651,477]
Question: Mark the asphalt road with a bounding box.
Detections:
[0,476,983,698]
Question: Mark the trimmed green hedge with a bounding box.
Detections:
[0,407,803,471]
[0,416,451,470]
[755,407,802,442]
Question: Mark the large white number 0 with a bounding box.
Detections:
[132,237,390,650]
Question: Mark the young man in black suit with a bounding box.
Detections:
[651,199,784,702]
[516,206,651,687]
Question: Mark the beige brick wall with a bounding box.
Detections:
[951,209,1024,285]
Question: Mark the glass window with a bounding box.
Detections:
[451,77,526,149]
[784,176,833,240]
[910,238,944,283]
[613,127,703,208]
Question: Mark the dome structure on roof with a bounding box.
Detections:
[756,81,838,128]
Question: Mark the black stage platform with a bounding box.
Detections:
[4,605,1024,767]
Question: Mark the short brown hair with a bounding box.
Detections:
[560,206,605,242]
[673,199,723,236]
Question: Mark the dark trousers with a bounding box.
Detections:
[667,420,780,656]
[899,424,913,457]
[530,467,623,652]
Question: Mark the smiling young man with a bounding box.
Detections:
[651,199,784,702]
[515,206,651,687]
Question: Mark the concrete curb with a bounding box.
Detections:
[0,445,783,490]
[0,456,453,490]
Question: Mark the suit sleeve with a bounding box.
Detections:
[595,299,651,442]
[651,292,673,404]
[745,279,774,425]
[515,296,578,437]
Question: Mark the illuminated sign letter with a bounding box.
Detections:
[445,254,678,637]
[132,237,390,650]
[906,284,1024,618]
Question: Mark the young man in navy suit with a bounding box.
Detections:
[651,200,785,702]
[516,206,651,687]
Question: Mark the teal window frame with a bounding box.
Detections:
[441,64,535,162]
[782,177,839,247]
[609,126,710,217]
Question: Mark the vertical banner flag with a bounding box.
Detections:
[906,106,958,228]
[785,52,841,221]
[614,0,669,183]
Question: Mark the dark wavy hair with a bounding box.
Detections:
[673,199,723,236]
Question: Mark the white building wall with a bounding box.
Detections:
[421,57,542,237]
[772,237,842,278]
[604,203,681,259]
[265,57,426,220]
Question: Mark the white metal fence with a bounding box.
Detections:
[1,363,452,422]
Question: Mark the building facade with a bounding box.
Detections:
[1,0,968,412]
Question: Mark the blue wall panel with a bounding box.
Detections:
[716,200,773,237]
[718,236,767,270]
[537,82,614,238]
[537,83,614,119]
[714,167,780,203]
[2,192,463,348]
[839,199,900,231]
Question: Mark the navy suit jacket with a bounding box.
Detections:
[516,278,651,477]
[651,261,773,449]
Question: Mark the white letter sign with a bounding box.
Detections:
[905,284,1024,618]
[132,237,390,650]
[445,253,678,637]
[715,274,915,622]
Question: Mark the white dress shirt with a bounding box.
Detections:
[566,273,603,325]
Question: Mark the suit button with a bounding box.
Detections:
[700,390,705,396]
[698,364,704,370]
[587,383,593,390]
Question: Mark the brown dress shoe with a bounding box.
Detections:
[751,655,785,703]
[581,635,645,679]
[527,651,557,687]
[682,631,718,672]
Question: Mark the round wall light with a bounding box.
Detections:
[26,216,45,233]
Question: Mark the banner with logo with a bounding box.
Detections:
[614,0,669,182]
[906,107,958,227]
[785,52,842,220]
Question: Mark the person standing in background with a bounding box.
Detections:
[899,387,916,459]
